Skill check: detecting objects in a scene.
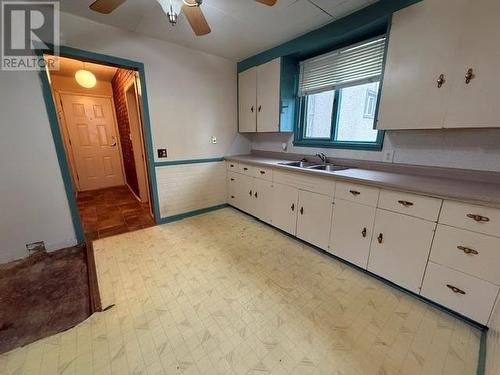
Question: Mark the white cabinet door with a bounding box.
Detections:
[227,172,243,209]
[368,209,435,293]
[377,0,468,130]
[445,0,500,128]
[238,67,257,132]
[257,58,281,132]
[296,190,333,250]
[238,174,255,215]
[271,183,298,235]
[253,178,273,224]
[329,199,376,269]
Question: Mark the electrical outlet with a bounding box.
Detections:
[26,241,46,254]
[157,148,168,158]
[211,136,217,144]
[383,149,395,163]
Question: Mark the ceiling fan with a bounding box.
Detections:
[89,0,278,36]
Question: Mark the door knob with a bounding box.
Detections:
[110,136,117,147]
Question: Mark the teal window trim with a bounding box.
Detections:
[35,44,161,242]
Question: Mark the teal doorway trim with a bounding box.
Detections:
[36,45,161,243]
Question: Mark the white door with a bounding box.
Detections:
[271,183,298,235]
[368,209,436,293]
[376,0,468,130]
[239,174,255,215]
[329,199,376,269]
[257,58,281,132]
[253,178,273,224]
[445,0,500,128]
[238,67,257,132]
[61,94,124,191]
[296,190,333,250]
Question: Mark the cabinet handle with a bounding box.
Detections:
[437,73,445,88]
[466,213,490,223]
[349,190,361,196]
[446,284,466,295]
[230,178,235,181]
[260,170,266,174]
[457,245,479,255]
[361,228,367,238]
[300,207,304,215]
[254,192,258,198]
[243,167,248,171]
[230,164,234,167]
[465,68,475,84]
[231,195,235,199]
[398,200,414,207]
[291,203,295,211]
[377,233,383,244]
[258,105,262,112]
[249,190,252,196]
[251,106,254,113]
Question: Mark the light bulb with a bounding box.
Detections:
[75,69,97,88]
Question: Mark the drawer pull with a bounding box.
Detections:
[300,207,304,215]
[377,233,383,244]
[361,227,367,238]
[457,245,479,255]
[231,195,235,199]
[291,203,295,212]
[243,167,248,171]
[349,190,361,196]
[230,178,235,181]
[398,200,414,207]
[249,190,252,196]
[260,170,266,174]
[466,214,490,223]
[446,284,466,295]
[254,192,258,198]
[230,164,234,167]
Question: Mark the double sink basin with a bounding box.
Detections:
[278,161,349,172]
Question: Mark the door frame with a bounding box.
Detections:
[37,45,161,243]
[58,92,127,192]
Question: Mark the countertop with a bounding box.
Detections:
[225,155,500,208]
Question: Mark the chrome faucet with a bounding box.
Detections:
[316,152,328,164]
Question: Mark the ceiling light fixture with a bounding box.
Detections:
[75,62,97,88]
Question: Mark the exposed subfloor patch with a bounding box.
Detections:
[0,208,481,374]
[77,185,155,241]
[0,245,90,354]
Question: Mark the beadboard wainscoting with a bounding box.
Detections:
[156,161,227,219]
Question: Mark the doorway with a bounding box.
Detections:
[45,54,155,240]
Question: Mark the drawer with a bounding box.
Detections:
[226,160,239,171]
[421,262,499,325]
[273,170,335,197]
[252,166,273,181]
[378,189,442,221]
[335,182,380,207]
[430,225,500,285]
[238,163,256,177]
[440,200,500,237]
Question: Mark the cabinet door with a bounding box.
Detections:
[445,0,500,128]
[256,58,281,132]
[329,199,376,269]
[253,178,273,224]
[238,67,257,132]
[238,174,255,215]
[296,191,333,250]
[271,183,298,235]
[368,209,436,293]
[377,0,468,130]
[227,172,243,209]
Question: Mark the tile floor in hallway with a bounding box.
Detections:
[77,185,155,240]
[0,208,481,375]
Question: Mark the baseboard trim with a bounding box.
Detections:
[158,204,228,224]
[478,330,487,375]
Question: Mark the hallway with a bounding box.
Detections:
[77,186,155,240]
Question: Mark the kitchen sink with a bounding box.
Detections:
[278,161,319,168]
[308,164,349,172]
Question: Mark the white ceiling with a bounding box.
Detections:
[48,55,118,81]
[60,0,379,61]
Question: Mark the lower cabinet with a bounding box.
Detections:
[296,190,333,250]
[271,182,299,235]
[227,172,272,223]
[367,209,436,293]
[253,178,273,224]
[329,199,376,268]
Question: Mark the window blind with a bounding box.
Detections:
[299,36,386,96]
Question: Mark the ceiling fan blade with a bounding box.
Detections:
[182,4,211,36]
[89,0,126,14]
[255,0,278,6]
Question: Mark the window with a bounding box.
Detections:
[295,36,386,150]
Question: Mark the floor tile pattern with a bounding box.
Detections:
[0,208,481,374]
[77,185,155,240]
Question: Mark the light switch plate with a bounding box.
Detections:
[383,149,395,163]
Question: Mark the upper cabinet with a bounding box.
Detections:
[238,57,297,133]
[377,0,500,130]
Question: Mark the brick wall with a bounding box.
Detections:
[111,68,139,197]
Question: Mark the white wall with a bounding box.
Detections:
[0,11,250,263]
[251,128,500,171]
